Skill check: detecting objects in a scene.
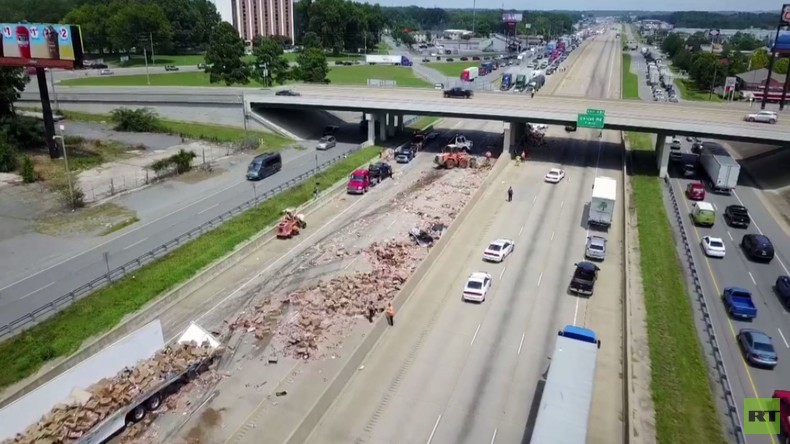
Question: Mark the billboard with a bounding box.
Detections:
[774,29,790,55]
[502,13,523,23]
[1,23,84,69]
[782,4,790,26]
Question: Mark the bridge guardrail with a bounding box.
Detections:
[0,144,368,342]
[664,176,745,444]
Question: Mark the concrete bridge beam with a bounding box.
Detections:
[655,132,670,178]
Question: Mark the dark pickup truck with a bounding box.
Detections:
[724,205,751,228]
[443,87,473,99]
[569,262,599,296]
[368,162,393,184]
[723,287,757,320]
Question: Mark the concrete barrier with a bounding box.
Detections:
[0,159,361,408]
[285,154,511,444]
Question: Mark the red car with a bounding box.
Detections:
[686,182,705,201]
[346,169,371,194]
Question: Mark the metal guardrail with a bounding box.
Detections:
[664,176,745,444]
[0,145,367,341]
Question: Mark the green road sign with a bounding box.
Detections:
[577,113,605,129]
[586,108,605,116]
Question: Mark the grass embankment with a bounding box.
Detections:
[60,65,431,88]
[57,110,291,149]
[675,79,724,102]
[622,54,640,100]
[408,116,440,130]
[425,61,478,78]
[628,132,727,444]
[0,146,382,390]
[100,53,364,68]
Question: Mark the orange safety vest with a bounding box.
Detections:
[386,305,395,317]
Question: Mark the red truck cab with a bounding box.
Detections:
[686,182,705,201]
[774,390,790,442]
[347,169,371,194]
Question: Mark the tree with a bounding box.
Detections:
[205,22,250,86]
[661,33,685,58]
[672,49,694,72]
[750,49,770,70]
[685,32,708,52]
[302,31,322,49]
[107,1,173,53]
[0,67,27,119]
[775,58,789,75]
[294,48,329,83]
[63,3,112,55]
[689,52,722,91]
[252,37,290,86]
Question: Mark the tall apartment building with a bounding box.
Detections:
[231,0,294,43]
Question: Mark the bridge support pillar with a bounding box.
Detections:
[655,132,670,178]
[397,114,404,133]
[503,121,517,155]
[386,113,396,137]
[367,114,376,145]
[378,113,387,142]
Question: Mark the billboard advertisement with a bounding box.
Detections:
[502,13,523,23]
[1,23,84,69]
[774,29,790,55]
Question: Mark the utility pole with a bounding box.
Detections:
[472,0,476,34]
[149,32,156,65]
[143,47,151,85]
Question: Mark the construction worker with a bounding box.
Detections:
[367,302,376,323]
[507,186,513,202]
[530,90,535,99]
[515,154,522,165]
[386,303,395,326]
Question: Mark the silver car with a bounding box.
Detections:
[316,136,336,150]
[744,110,777,124]
[585,236,607,261]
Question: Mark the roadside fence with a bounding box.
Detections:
[366,79,397,88]
[0,143,367,341]
[664,176,746,444]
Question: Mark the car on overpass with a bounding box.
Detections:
[275,89,300,96]
[744,110,778,124]
[443,87,473,99]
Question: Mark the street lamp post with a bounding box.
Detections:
[52,124,75,210]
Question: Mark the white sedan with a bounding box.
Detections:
[463,272,493,302]
[702,236,726,258]
[482,239,515,262]
[744,110,777,124]
[544,168,566,183]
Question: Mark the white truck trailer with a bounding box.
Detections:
[700,146,741,194]
[588,176,617,228]
[0,320,221,444]
[365,54,412,66]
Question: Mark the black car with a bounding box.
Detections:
[323,125,340,136]
[565,123,577,132]
[443,87,472,99]
[741,234,775,263]
[691,142,704,154]
[776,275,790,307]
[275,89,300,96]
[368,162,393,183]
[724,205,751,228]
[446,58,454,62]
[460,56,469,61]
[422,58,430,62]
[569,261,599,296]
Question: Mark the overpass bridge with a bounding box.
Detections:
[20,85,789,176]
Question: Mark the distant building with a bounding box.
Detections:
[442,29,474,40]
[231,0,294,43]
[736,68,787,90]
[670,27,774,45]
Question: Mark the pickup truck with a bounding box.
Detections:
[443,87,473,99]
[569,261,599,296]
[724,205,751,228]
[723,287,757,320]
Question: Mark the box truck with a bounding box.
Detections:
[700,146,740,194]
[460,67,479,81]
[365,54,412,66]
[588,176,617,228]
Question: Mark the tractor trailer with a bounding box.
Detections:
[365,54,412,66]
[700,146,741,194]
[588,176,617,228]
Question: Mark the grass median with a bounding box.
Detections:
[0,146,381,391]
[628,132,726,444]
[57,110,291,149]
[622,54,639,100]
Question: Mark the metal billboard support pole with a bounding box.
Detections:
[143,47,151,85]
[761,24,783,110]
[780,59,790,110]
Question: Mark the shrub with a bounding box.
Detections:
[21,156,36,183]
[0,116,45,149]
[0,139,18,172]
[110,107,162,133]
[236,137,261,152]
[148,149,197,176]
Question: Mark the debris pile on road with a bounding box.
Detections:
[3,342,220,444]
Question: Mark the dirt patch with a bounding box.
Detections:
[183,407,226,444]
[35,202,138,237]
[174,165,227,184]
[31,138,137,184]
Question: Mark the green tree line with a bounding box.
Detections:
[660,32,788,93]
[639,11,779,30]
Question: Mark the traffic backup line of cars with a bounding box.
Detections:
[684,180,787,370]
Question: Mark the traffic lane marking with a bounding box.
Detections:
[122,237,149,251]
[778,329,790,349]
[18,281,56,300]
[673,179,778,443]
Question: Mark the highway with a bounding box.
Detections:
[0,141,365,329]
[667,140,790,444]
[302,29,626,444]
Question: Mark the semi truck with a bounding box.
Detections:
[531,326,602,444]
[700,146,740,194]
[0,320,222,444]
[528,74,545,91]
[588,176,617,228]
[365,54,412,66]
[500,73,513,90]
[461,67,479,81]
[515,74,528,92]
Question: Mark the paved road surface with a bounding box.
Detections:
[666,139,790,444]
[0,140,363,328]
[303,29,625,444]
